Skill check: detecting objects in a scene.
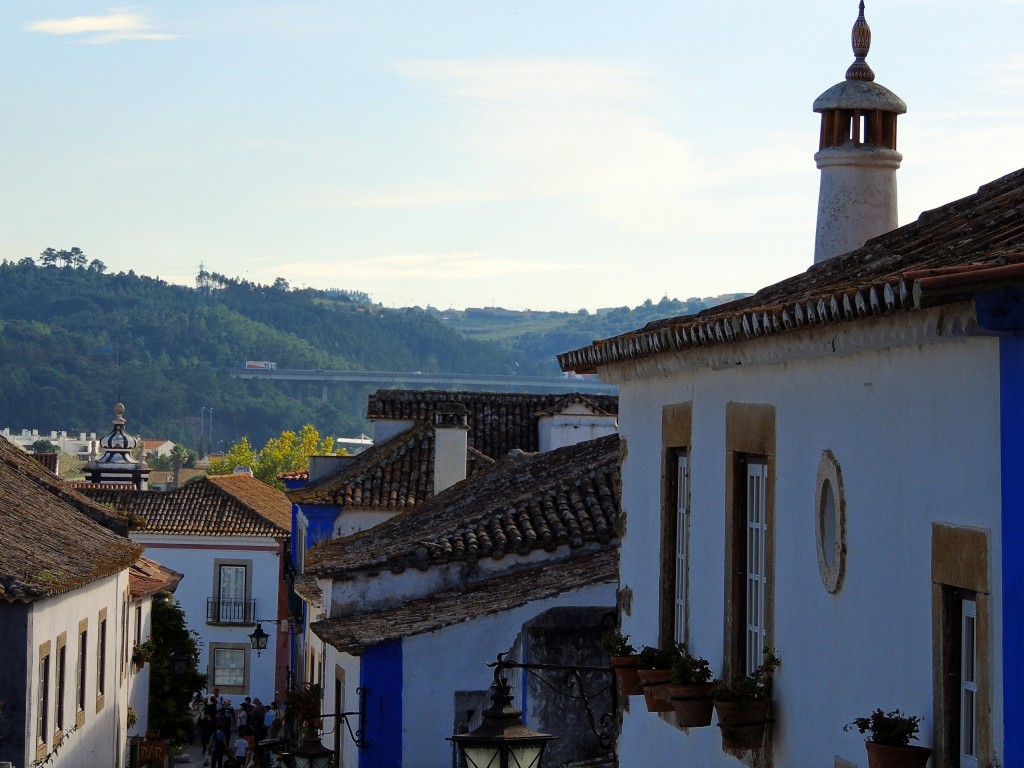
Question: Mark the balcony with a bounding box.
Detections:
[206,598,257,626]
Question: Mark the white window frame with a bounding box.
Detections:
[960,597,978,767]
[209,643,250,694]
[745,459,768,675]
[673,453,689,644]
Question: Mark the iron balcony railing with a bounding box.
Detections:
[206,598,257,625]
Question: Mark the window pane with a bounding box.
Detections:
[214,648,245,687]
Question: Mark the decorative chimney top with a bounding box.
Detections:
[846,1,874,81]
[98,402,140,456]
[435,402,469,430]
[84,402,150,489]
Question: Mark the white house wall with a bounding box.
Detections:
[327,545,594,618]
[127,595,155,738]
[401,581,614,768]
[25,570,133,768]
[613,334,1003,767]
[132,534,283,702]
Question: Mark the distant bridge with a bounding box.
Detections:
[228,368,617,395]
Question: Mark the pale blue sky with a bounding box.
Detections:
[2,2,1021,311]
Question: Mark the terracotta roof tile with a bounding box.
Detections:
[129,556,183,599]
[559,167,1024,372]
[366,390,619,456]
[80,474,291,537]
[310,548,616,654]
[0,437,142,602]
[288,424,494,507]
[306,433,620,578]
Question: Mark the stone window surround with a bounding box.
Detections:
[208,642,251,696]
[723,403,775,682]
[931,523,991,767]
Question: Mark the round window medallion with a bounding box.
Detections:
[815,450,845,593]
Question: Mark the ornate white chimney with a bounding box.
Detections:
[813,2,906,264]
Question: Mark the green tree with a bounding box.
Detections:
[209,426,335,489]
[147,593,206,741]
[207,437,258,476]
[30,438,57,453]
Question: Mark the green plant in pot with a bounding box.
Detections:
[666,646,715,727]
[131,639,156,669]
[844,708,931,768]
[599,629,641,697]
[636,644,683,713]
[710,649,780,750]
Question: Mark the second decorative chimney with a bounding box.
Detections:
[433,402,469,494]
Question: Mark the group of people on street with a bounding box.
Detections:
[196,688,284,768]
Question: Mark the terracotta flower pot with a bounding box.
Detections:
[666,683,714,727]
[713,698,770,750]
[610,655,642,696]
[636,668,673,712]
[865,741,933,768]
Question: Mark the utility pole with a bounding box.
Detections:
[200,407,206,458]
[209,408,214,454]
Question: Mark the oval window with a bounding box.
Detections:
[815,450,845,593]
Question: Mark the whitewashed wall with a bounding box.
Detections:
[26,570,133,768]
[612,330,1003,767]
[126,595,155,738]
[401,581,615,767]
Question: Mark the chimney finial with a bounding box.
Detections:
[846,1,875,82]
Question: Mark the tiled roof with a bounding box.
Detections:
[366,390,619,456]
[559,167,1024,372]
[129,556,183,599]
[293,573,323,607]
[306,433,620,578]
[310,548,616,654]
[288,423,495,507]
[0,437,142,602]
[148,468,207,487]
[79,473,292,537]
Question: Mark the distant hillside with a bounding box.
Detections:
[0,262,528,448]
[0,258,745,450]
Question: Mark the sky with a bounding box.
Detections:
[1,2,1022,312]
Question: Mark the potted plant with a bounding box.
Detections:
[710,650,780,750]
[598,629,641,696]
[844,708,931,768]
[636,644,682,713]
[132,640,156,670]
[665,646,715,727]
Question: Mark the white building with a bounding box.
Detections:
[557,7,1022,766]
[0,436,147,768]
[82,473,293,705]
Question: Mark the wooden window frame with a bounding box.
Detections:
[96,609,107,712]
[723,404,775,682]
[38,640,51,757]
[54,633,67,743]
[660,403,692,647]
[76,619,88,727]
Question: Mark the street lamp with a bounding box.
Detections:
[288,735,334,768]
[169,648,189,677]
[449,673,555,768]
[248,622,271,656]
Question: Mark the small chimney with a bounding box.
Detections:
[433,402,469,494]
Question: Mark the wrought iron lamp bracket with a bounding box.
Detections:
[486,653,617,750]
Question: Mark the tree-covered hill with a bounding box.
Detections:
[0,262,529,448]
